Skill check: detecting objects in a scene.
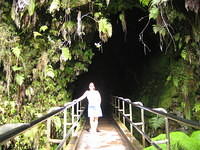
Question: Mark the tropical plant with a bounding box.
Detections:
[144,131,200,150]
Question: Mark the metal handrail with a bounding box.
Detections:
[112,96,200,150]
[120,97,200,129]
[47,99,85,149]
[56,107,84,150]
[0,99,86,149]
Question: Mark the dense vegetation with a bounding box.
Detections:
[0,0,112,149]
[0,0,199,149]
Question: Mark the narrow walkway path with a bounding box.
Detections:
[75,117,134,150]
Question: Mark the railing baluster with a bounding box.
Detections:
[122,100,125,124]
[63,108,67,149]
[166,117,170,150]
[115,97,118,117]
[47,117,51,149]
[153,108,170,150]
[112,97,175,150]
[0,100,86,150]
[77,102,79,116]
[72,104,75,135]
[141,105,145,147]
[129,103,133,135]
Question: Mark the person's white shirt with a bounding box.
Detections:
[76,90,101,106]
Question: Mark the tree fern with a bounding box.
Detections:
[145,131,200,150]
[149,116,165,130]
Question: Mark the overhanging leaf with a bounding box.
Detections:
[12,66,23,71]
[45,66,55,78]
[149,6,159,19]
[181,50,187,60]
[98,18,112,42]
[106,0,110,6]
[15,74,24,86]
[33,31,42,38]
[185,35,191,44]
[49,0,60,14]
[119,12,127,33]
[27,0,35,16]
[140,0,151,6]
[98,18,112,37]
[60,47,72,62]
[153,24,166,36]
[12,47,21,58]
[39,25,48,32]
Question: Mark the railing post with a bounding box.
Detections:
[153,108,170,150]
[76,102,79,119]
[64,109,67,137]
[113,97,116,117]
[118,98,121,120]
[129,103,133,135]
[141,106,145,147]
[133,101,145,147]
[72,104,75,135]
[79,100,82,113]
[63,108,67,148]
[114,97,118,118]
[122,100,125,124]
[165,117,170,150]
[47,118,51,150]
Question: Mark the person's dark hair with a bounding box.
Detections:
[89,82,95,90]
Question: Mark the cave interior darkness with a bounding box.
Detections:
[72,7,162,115]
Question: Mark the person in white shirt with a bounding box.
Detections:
[75,82,102,133]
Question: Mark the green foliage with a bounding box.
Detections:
[144,131,200,150]
[193,102,200,113]
[52,116,62,132]
[27,0,36,16]
[158,83,177,108]
[149,6,159,19]
[193,102,200,120]
[45,65,55,78]
[106,0,110,6]
[167,10,185,23]
[107,0,135,13]
[190,131,200,141]
[1,0,200,149]
[15,74,25,86]
[13,124,47,150]
[33,31,42,38]
[119,12,127,34]
[150,0,168,6]
[149,116,165,130]
[0,1,98,149]
[98,18,112,42]
[40,25,48,32]
[49,0,61,14]
[153,24,166,36]
[139,0,151,6]
[61,47,72,62]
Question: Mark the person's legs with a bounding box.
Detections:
[89,117,95,132]
[90,117,99,132]
[94,117,99,132]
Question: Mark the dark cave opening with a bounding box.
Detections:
[71,7,162,115]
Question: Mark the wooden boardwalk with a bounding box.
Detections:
[74,117,139,150]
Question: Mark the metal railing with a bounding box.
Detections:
[0,99,86,150]
[112,96,200,150]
